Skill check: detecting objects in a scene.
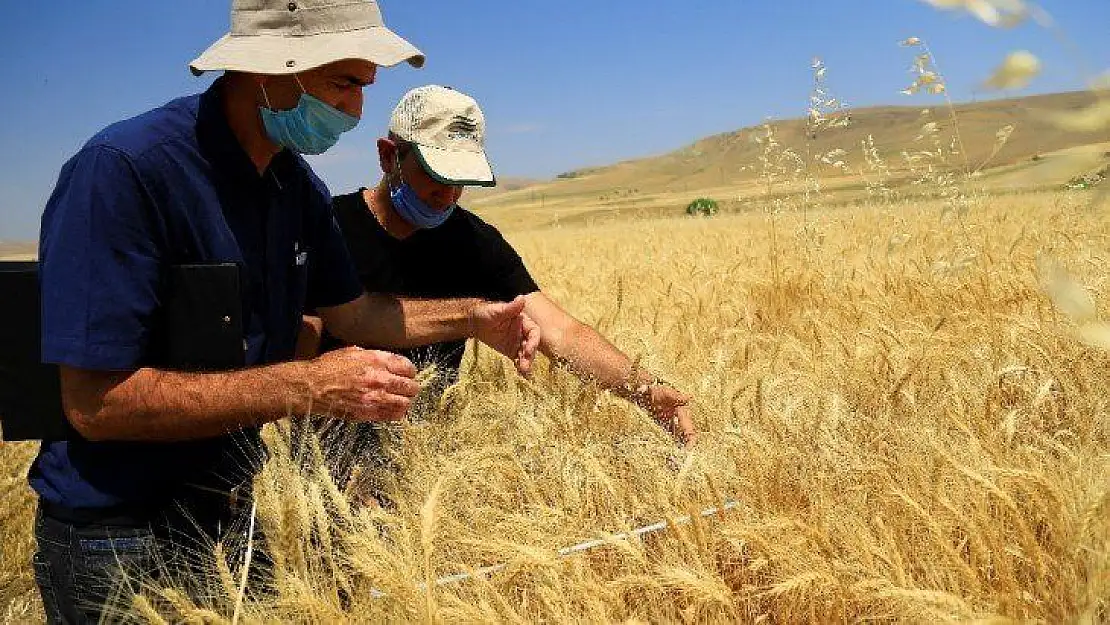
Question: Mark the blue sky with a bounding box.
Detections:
[1,0,1107,240]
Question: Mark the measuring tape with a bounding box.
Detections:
[367,499,743,599]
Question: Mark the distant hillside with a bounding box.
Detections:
[0,241,36,260]
[463,176,543,202]
[471,91,1109,212]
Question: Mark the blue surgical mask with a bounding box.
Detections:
[389,155,456,229]
[260,76,358,155]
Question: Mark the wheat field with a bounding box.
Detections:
[2,189,1108,623]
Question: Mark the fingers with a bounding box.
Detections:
[341,348,419,392]
[341,369,418,422]
[482,295,526,324]
[652,385,690,410]
[352,354,420,420]
[472,297,542,378]
[651,403,697,447]
[502,295,527,316]
[675,412,698,447]
[524,315,540,356]
[357,390,411,421]
[515,314,541,377]
[391,355,418,378]
[369,349,418,378]
[339,394,410,423]
[672,406,698,446]
[312,347,422,423]
[361,368,421,398]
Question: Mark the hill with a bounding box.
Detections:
[469,91,1109,229]
[0,241,36,260]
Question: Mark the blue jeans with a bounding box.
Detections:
[33,509,164,624]
[33,494,266,624]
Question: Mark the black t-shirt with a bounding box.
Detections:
[323,189,540,377]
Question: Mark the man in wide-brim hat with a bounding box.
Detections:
[31,1,540,621]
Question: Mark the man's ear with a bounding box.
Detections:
[376,137,397,176]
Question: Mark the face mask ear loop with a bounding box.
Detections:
[263,74,303,109]
[260,83,273,109]
[389,149,406,190]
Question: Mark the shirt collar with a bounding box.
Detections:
[197,77,295,185]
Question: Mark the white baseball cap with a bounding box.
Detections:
[389,85,495,187]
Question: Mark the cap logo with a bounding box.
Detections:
[446,116,479,142]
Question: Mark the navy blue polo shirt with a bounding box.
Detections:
[30,78,363,514]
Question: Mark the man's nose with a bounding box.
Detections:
[431,184,462,208]
[424,187,459,212]
[446,185,463,204]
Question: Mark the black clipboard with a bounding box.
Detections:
[0,261,245,442]
[0,262,70,441]
[162,263,246,373]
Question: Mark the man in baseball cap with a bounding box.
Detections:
[302,85,697,496]
[32,4,542,621]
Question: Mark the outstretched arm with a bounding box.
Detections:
[523,292,697,444]
[317,292,540,376]
[59,347,420,442]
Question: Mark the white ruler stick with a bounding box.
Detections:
[367,499,742,600]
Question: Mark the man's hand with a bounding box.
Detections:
[305,347,420,422]
[643,383,698,446]
[668,405,698,446]
[469,295,541,376]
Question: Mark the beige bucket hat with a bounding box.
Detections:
[190,0,424,76]
[390,85,495,187]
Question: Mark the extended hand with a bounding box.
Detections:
[646,384,698,446]
[668,405,698,446]
[469,295,541,376]
[305,347,420,422]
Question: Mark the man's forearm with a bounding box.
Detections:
[323,293,481,349]
[544,321,695,441]
[62,361,313,442]
[542,322,655,399]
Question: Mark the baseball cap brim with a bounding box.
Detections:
[189,27,424,76]
[414,144,496,187]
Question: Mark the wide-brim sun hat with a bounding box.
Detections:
[190,0,424,76]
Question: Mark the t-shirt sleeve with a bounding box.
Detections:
[303,178,363,309]
[474,219,539,301]
[39,146,165,371]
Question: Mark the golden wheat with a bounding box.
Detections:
[3,190,1106,623]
